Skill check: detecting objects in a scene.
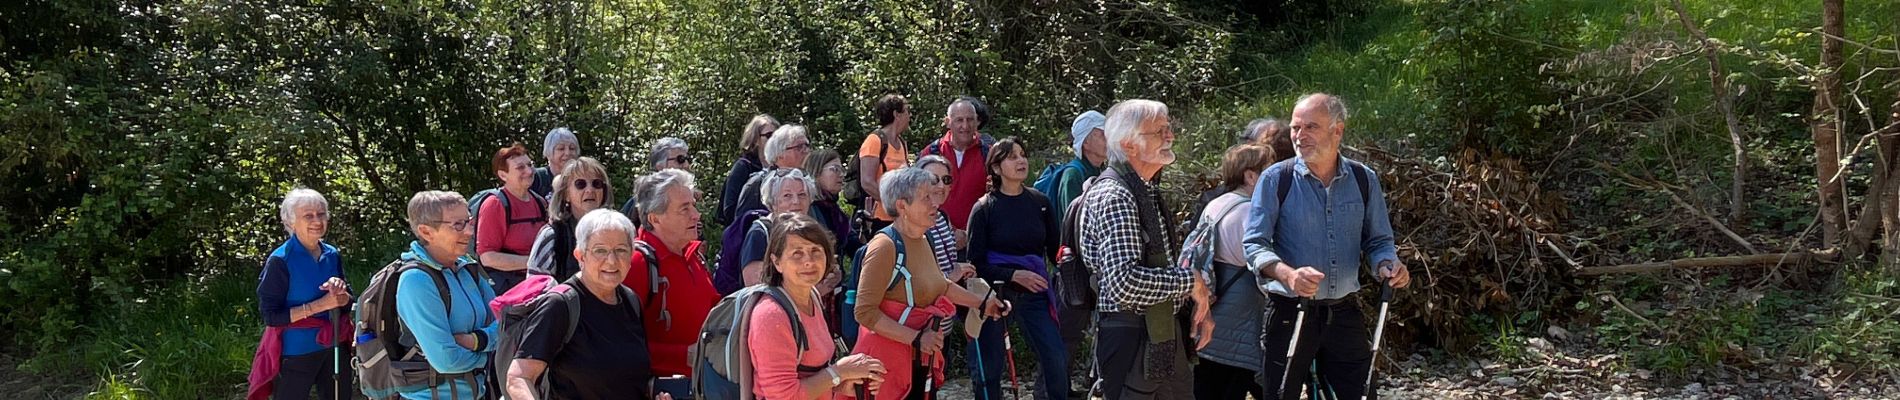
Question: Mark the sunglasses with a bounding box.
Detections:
[572,179,606,190]
[668,154,691,164]
[936,175,953,185]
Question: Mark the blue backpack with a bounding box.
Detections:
[838,225,915,347]
[1032,160,1078,200]
[713,209,772,296]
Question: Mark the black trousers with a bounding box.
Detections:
[1093,312,1192,400]
[1194,360,1265,400]
[1057,295,1095,396]
[275,348,354,400]
[1261,295,1375,400]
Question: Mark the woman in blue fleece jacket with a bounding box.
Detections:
[395,190,502,399]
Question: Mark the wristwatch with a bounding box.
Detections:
[825,366,843,386]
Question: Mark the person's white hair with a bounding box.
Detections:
[1296,93,1349,125]
[761,124,808,166]
[879,167,936,216]
[279,188,329,233]
[633,169,698,226]
[573,209,637,253]
[542,127,580,161]
[405,190,468,239]
[760,168,819,211]
[1102,99,1170,164]
[647,137,689,170]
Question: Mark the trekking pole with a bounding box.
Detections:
[1274,298,1312,399]
[1360,283,1394,400]
[970,283,998,400]
[1003,329,1020,400]
[331,308,341,400]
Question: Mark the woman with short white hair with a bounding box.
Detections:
[507,209,665,400]
[249,188,353,400]
[735,124,814,216]
[532,127,581,199]
[736,168,819,287]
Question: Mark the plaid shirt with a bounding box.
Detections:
[1079,174,1193,313]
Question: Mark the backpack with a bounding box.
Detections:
[1053,176,1107,308]
[839,225,918,346]
[841,130,893,209]
[488,274,639,400]
[625,240,666,328]
[690,285,826,400]
[1031,160,1078,201]
[1176,198,1250,300]
[354,258,491,400]
[467,188,550,257]
[713,209,772,295]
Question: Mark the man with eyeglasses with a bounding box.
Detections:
[625,169,720,379]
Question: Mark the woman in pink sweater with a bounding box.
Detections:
[751,212,887,399]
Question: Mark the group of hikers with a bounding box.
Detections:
[248,92,1412,400]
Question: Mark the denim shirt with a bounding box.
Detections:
[1243,155,1399,300]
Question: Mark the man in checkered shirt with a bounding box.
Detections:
[1077,99,1214,400]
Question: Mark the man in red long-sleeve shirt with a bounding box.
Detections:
[624,169,719,377]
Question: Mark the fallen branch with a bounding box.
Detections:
[1591,160,1760,254]
[1576,250,1840,276]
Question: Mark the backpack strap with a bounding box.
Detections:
[1350,161,1373,205]
[1207,198,1251,299]
[393,262,455,363]
[1275,161,1375,207]
[762,287,810,353]
[875,226,918,326]
[631,240,667,330]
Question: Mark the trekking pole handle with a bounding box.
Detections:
[1380,281,1393,302]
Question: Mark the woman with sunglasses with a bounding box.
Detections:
[529,157,614,280]
[621,137,692,225]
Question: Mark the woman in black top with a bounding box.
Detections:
[963,138,1067,400]
[507,210,665,400]
[719,114,779,225]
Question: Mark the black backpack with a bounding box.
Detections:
[467,188,549,257]
[1054,175,1107,308]
[841,130,893,209]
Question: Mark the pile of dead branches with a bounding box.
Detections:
[1357,145,1582,352]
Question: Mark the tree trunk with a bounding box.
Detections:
[1669,0,1750,227]
[1813,0,1847,247]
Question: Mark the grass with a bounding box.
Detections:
[25,235,402,399]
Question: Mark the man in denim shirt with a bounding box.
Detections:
[1244,93,1412,400]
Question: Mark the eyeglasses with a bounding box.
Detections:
[298,212,331,222]
[669,154,691,164]
[935,175,954,185]
[787,142,810,152]
[572,179,606,190]
[431,216,475,232]
[587,246,635,260]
